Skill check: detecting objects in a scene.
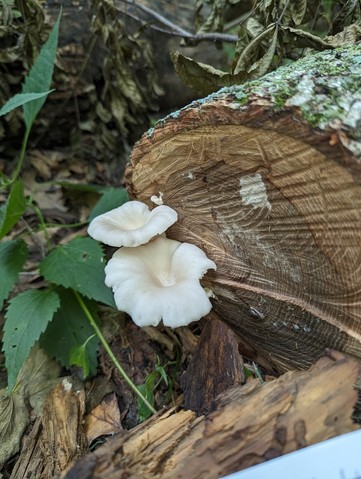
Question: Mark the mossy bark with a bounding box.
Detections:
[127,45,361,373]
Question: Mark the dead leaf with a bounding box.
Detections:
[0,389,28,466]
[17,345,62,415]
[289,0,307,25]
[281,26,332,50]
[234,25,276,75]
[84,393,123,444]
[0,345,62,465]
[170,51,246,96]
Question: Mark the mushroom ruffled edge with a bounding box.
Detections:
[88,200,177,247]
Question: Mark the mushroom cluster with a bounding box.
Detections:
[88,200,216,328]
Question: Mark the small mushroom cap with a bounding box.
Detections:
[87,201,177,247]
[105,236,216,328]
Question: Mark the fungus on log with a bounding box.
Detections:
[126,46,361,373]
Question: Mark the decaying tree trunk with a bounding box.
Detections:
[126,45,361,373]
[61,352,360,479]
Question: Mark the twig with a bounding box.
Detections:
[119,0,238,44]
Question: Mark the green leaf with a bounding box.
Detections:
[0,180,27,240]
[40,288,99,378]
[69,334,97,378]
[88,187,129,221]
[0,91,54,117]
[3,289,60,391]
[155,364,169,387]
[22,11,61,129]
[39,237,115,307]
[137,373,157,422]
[0,239,28,310]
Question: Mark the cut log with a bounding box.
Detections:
[126,45,361,373]
[61,352,360,479]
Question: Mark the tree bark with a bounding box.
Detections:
[126,45,361,373]
[61,352,360,479]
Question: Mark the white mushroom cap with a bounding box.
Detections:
[87,201,177,247]
[104,236,216,328]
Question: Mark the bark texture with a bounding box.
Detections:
[126,45,361,373]
[61,352,360,479]
[181,313,245,415]
[9,380,88,479]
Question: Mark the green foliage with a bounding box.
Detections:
[137,358,173,422]
[0,91,54,117]
[40,288,99,378]
[0,239,28,310]
[0,180,26,239]
[39,237,115,308]
[3,289,60,391]
[0,12,117,395]
[22,12,60,130]
[88,187,129,221]
[0,7,158,420]
[69,335,97,379]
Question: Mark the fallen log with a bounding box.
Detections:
[126,45,361,372]
[61,352,360,479]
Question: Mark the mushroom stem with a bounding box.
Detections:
[74,290,157,415]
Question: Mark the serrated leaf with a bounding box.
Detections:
[0,180,27,240]
[39,237,115,307]
[0,239,28,310]
[88,187,129,221]
[3,289,60,392]
[40,288,99,378]
[0,91,54,117]
[22,11,61,129]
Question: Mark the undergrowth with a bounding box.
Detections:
[0,12,157,417]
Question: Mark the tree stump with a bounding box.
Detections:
[126,45,361,373]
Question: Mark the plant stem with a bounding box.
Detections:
[11,126,31,185]
[30,202,52,250]
[74,290,157,415]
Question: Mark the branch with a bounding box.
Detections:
[119,0,238,44]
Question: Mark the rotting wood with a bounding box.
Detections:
[126,45,361,373]
[61,352,360,479]
[181,313,245,415]
[10,379,88,479]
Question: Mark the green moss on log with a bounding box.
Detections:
[150,46,361,157]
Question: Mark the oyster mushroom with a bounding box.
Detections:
[104,236,216,328]
[88,200,177,247]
